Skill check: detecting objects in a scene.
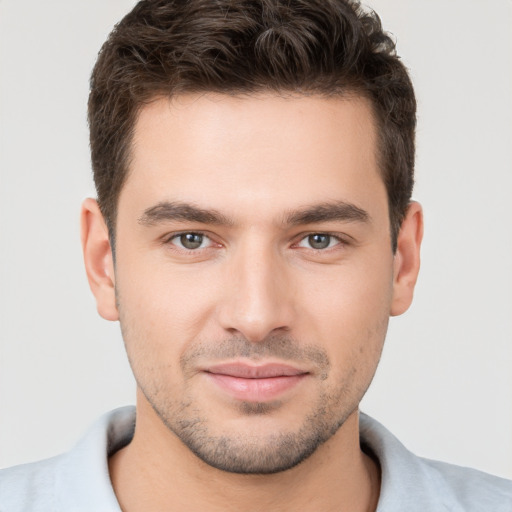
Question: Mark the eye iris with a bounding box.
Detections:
[309,234,330,249]
[180,233,203,249]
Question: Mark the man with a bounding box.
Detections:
[1,0,511,510]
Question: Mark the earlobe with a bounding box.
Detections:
[81,198,119,321]
[390,201,423,317]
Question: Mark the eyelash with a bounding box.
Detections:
[163,231,348,252]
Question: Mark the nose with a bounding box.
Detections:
[217,239,294,342]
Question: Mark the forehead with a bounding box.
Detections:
[122,92,385,223]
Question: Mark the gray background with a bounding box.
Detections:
[1,1,511,478]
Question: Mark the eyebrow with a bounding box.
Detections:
[138,199,370,228]
[138,201,234,227]
[284,201,370,226]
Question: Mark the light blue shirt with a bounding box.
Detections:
[1,407,511,511]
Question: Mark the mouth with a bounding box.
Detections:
[203,362,310,402]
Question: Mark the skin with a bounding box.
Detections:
[82,93,423,511]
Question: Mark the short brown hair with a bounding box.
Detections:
[89,0,416,250]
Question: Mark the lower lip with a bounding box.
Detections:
[205,373,307,402]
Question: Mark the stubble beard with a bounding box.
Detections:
[123,331,377,475]
[117,285,386,475]
[140,376,358,474]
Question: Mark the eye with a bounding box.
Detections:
[169,232,212,250]
[297,233,341,250]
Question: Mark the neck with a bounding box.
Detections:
[109,397,380,512]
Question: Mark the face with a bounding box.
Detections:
[99,93,411,474]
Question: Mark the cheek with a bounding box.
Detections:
[116,250,216,328]
[296,256,393,367]
[114,256,227,386]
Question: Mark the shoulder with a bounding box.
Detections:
[0,407,135,512]
[421,457,512,511]
[359,412,512,512]
[0,456,63,511]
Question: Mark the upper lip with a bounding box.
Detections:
[204,362,308,379]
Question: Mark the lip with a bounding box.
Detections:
[203,362,309,402]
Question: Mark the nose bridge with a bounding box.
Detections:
[218,234,292,341]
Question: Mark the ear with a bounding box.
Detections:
[81,198,119,321]
[390,201,424,316]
